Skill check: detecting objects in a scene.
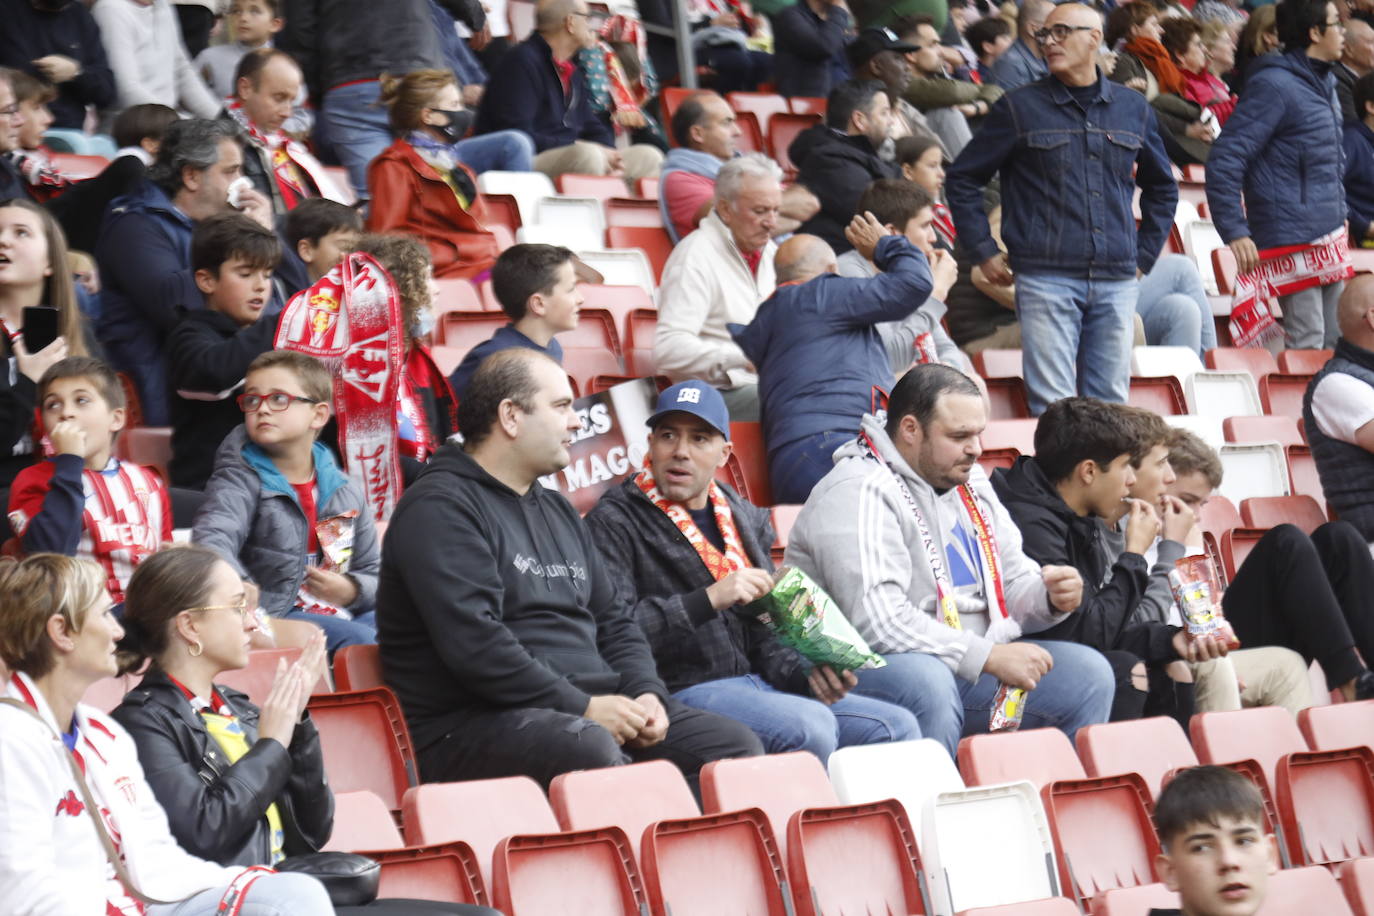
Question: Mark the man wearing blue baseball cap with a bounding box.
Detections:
[585,379,921,760]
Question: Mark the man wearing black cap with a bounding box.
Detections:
[585,379,921,759]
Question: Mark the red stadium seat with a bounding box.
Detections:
[1278,349,1332,375]
[558,173,630,205]
[721,421,773,506]
[1274,747,1374,867]
[733,110,765,154]
[1076,716,1199,801]
[1041,773,1161,907]
[1286,445,1325,510]
[1220,527,1267,582]
[1341,857,1374,916]
[307,688,416,813]
[433,277,484,316]
[477,193,522,233]
[1224,415,1304,446]
[788,96,827,118]
[768,113,821,176]
[1212,247,1237,295]
[625,308,659,378]
[333,643,383,691]
[1091,883,1181,916]
[478,278,501,311]
[215,647,331,702]
[116,427,173,483]
[430,345,463,378]
[325,789,405,850]
[961,899,1080,915]
[984,378,1031,419]
[787,800,926,916]
[550,760,699,856]
[1205,346,1278,379]
[1300,700,1374,753]
[605,225,673,283]
[438,311,506,351]
[976,447,1021,474]
[507,0,535,39]
[560,307,623,356]
[48,152,108,179]
[401,776,560,890]
[958,729,1086,790]
[1190,706,1307,794]
[770,504,802,566]
[581,284,654,342]
[1239,495,1326,534]
[1258,374,1311,418]
[1198,493,1242,539]
[641,808,792,916]
[1257,865,1354,916]
[982,418,1038,457]
[660,88,699,139]
[726,91,790,133]
[1128,376,1187,415]
[604,198,663,228]
[972,348,1024,379]
[492,826,648,916]
[700,751,838,852]
[84,676,130,713]
[637,177,659,199]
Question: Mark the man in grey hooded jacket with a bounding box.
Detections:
[786,363,1115,754]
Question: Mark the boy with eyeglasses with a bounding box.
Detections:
[192,349,380,651]
[7,356,171,606]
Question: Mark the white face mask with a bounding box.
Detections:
[227,176,253,209]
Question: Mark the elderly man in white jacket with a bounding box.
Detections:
[786,363,1115,756]
[655,152,781,422]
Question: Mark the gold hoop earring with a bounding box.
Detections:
[188,640,203,658]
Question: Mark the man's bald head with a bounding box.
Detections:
[1046,2,1104,29]
[1344,18,1374,72]
[1338,273,1374,343]
[774,235,838,284]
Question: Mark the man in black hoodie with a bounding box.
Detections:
[990,397,1231,720]
[791,79,900,254]
[377,348,763,788]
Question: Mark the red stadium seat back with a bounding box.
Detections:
[558,307,623,356]
[723,421,773,506]
[985,377,1031,419]
[1286,445,1326,511]
[117,427,173,483]
[439,311,507,352]
[507,0,535,39]
[1128,376,1187,415]
[49,152,109,179]
[433,278,484,316]
[661,88,700,139]
[726,91,790,133]
[333,643,383,691]
[972,348,1024,379]
[769,505,803,566]
[625,309,660,378]
[478,278,501,311]
[325,789,405,851]
[549,759,699,857]
[700,751,838,853]
[1278,349,1333,375]
[581,285,655,343]
[366,845,487,906]
[1220,527,1267,582]
[638,177,659,199]
[787,799,927,916]
[1240,494,1326,534]
[976,447,1021,475]
[641,808,791,916]
[557,173,630,204]
[561,348,625,395]
[401,776,559,889]
[477,193,522,233]
[605,225,673,284]
[1041,773,1160,906]
[1076,717,1198,801]
[734,110,766,154]
[962,899,1081,915]
[604,197,664,228]
[1197,494,1242,539]
[788,96,828,118]
[1258,374,1311,419]
[430,345,464,378]
[1091,883,1181,916]
[215,648,330,703]
[1205,347,1278,379]
[1211,247,1238,295]
[1257,865,1354,916]
[1190,706,1307,794]
[492,826,647,916]
[768,113,822,176]
[982,418,1038,456]
[1300,700,1374,753]
[1341,857,1374,916]
[958,730,1087,790]
[1224,415,1304,446]
[307,688,417,812]
[1275,747,1374,867]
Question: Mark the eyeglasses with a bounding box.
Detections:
[184,600,250,620]
[1033,24,1097,45]
[236,390,321,413]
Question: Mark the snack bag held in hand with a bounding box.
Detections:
[298,512,358,617]
[1168,554,1229,638]
[990,683,1026,732]
[744,566,886,671]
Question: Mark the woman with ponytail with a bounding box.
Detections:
[0,552,333,915]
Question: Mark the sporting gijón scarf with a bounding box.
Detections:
[275,252,404,522]
[635,466,749,581]
[859,430,1017,640]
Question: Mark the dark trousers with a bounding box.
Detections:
[1223,522,1374,689]
[417,697,764,791]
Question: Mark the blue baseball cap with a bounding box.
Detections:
[646,380,731,440]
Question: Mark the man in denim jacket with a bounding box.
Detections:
[946,2,1177,416]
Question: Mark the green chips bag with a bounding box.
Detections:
[743,566,886,671]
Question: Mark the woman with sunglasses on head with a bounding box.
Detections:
[111,546,504,915]
[0,553,333,915]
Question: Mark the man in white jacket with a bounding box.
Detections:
[655,152,780,422]
[93,0,221,125]
[786,363,1114,755]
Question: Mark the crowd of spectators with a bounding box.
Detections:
[2,0,1374,909]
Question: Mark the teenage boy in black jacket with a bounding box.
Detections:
[377,348,763,788]
[990,397,1231,720]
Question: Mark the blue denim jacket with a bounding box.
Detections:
[946,71,1178,280]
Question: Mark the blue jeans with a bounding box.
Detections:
[1136,253,1217,356]
[282,609,377,653]
[1015,271,1138,415]
[673,673,921,762]
[768,430,854,505]
[317,80,392,202]
[145,872,332,916]
[850,640,1114,757]
[453,130,536,174]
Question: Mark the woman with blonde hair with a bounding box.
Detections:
[0,552,333,914]
[366,70,502,280]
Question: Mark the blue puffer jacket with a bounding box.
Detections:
[1206,51,1346,249]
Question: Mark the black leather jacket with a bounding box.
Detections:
[111,670,334,867]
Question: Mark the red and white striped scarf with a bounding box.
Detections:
[635,466,749,581]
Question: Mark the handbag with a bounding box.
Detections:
[276,851,381,906]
